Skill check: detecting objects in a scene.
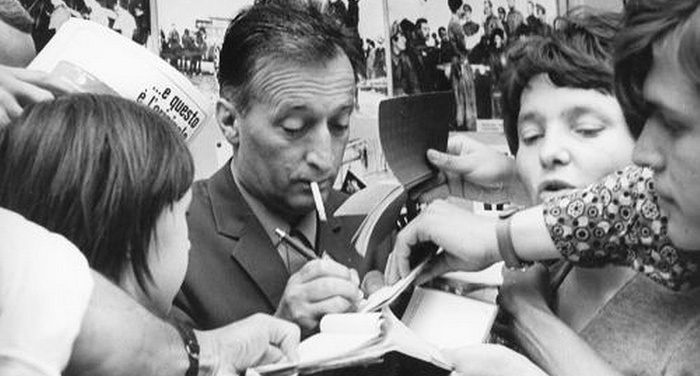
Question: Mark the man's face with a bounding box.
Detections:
[515,74,634,205]
[419,22,430,40]
[439,28,447,41]
[484,2,492,15]
[463,7,472,21]
[0,19,35,67]
[232,55,355,221]
[633,33,700,250]
[508,0,516,9]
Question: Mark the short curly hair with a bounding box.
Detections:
[500,10,621,154]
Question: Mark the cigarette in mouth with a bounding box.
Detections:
[310,181,327,222]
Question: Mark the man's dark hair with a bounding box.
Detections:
[464,4,472,13]
[218,0,363,114]
[614,0,700,137]
[0,0,34,34]
[448,0,463,14]
[501,10,621,153]
[416,17,428,28]
[0,94,194,292]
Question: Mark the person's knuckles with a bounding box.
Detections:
[307,277,360,300]
[315,295,354,315]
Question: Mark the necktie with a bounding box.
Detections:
[289,228,317,256]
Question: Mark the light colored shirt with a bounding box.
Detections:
[232,166,317,274]
[0,208,93,376]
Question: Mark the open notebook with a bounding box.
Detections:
[254,264,501,375]
[254,308,450,376]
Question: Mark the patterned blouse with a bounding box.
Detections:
[542,165,700,291]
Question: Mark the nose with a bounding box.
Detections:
[305,121,335,174]
[538,132,571,170]
[632,117,665,172]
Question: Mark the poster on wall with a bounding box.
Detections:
[20,0,152,52]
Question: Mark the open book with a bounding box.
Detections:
[28,19,211,142]
[255,264,502,375]
[335,91,455,257]
[255,308,451,376]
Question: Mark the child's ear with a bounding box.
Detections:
[216,98,239,147]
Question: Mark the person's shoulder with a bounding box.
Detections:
[0,209,82,260]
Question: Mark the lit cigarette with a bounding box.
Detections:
[310,181,327,222]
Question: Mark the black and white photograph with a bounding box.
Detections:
[4,0,700,375]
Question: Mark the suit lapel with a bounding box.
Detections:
[207,166,289,309]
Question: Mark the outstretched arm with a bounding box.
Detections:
[66,272,299,376]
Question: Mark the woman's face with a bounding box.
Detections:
[143,189,192,314]
[393,32,406,52]
[515,74,634,205]
[633,33,700,250]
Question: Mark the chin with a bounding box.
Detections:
[667,219,700,251]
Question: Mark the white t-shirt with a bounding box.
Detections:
[0,208,93,376]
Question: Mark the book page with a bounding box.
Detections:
[402,286,498,350]
[255,309,451,375]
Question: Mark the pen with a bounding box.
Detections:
[274,228,318,261]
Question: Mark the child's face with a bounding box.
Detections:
[515,74,634,205]
[144,189,192,314]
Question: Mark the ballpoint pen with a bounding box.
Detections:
[274,227,318,261]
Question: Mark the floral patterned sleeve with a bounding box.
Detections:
[542,165,699,290]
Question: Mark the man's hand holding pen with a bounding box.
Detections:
[275,258,362,335]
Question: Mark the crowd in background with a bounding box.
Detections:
[160,25,211,76]
[19,0,150,50]
[384,0,559,124]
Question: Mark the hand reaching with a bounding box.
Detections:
[0,65,77,127]
[384,199,500,284]
[421,135,528,205]
[197,313,300,375]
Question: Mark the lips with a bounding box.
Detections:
[537,179,576,201]
[300,179,331,192]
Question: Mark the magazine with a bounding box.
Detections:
[28,19,211,142]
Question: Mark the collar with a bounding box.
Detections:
[231,164,317,248]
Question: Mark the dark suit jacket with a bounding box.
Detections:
[174,164,385,330]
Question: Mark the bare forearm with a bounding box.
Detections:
[510,206,560,262]
[511,304,621,376]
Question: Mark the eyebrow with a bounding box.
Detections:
[517,112,546,129]
[272,100,355,123]
[562,106,614,125]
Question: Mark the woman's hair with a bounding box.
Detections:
[0,94,194,291]
[500,9,621,154]
[614,0,700,137]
